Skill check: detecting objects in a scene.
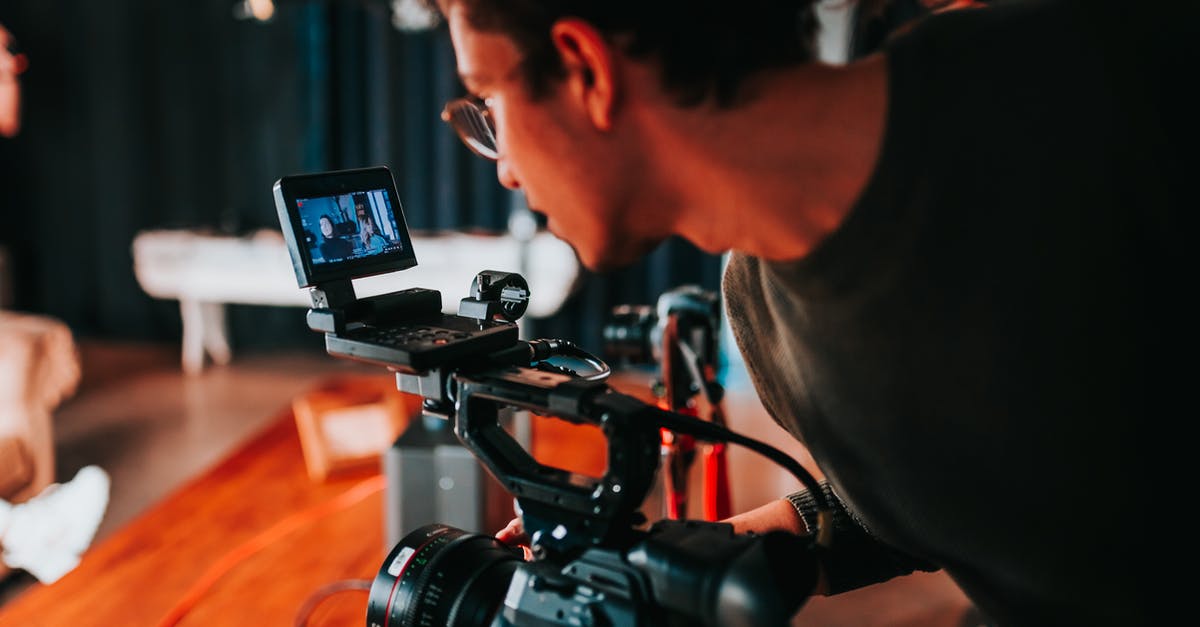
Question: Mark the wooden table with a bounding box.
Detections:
[0,382,975,627]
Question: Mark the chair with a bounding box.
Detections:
[0,312,81,578]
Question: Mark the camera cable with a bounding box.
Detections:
[154,474,386,627]
[519,339,829,543]
[649,407,834,548]
[525,338,612,381]
[293,578,372,627]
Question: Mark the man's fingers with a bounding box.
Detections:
[496,517,527,544]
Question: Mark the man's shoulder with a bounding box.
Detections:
[721,253,760,297]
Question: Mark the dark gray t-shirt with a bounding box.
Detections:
[724,1,1183,624]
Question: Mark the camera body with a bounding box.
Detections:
[273,167,821,627]
[373,519,815,627]
[371,361,817,627]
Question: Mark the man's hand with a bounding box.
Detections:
[496,517,533,560]
[496,516,528,545]
[723,498,830,595]
[499,499,807,543]
[722,498,808,535]
[497,502,826,590]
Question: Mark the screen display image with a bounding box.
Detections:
[275,166,418,287]
[296,188,405,266]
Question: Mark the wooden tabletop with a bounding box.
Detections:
[0,375,975,627]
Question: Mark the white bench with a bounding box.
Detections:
[132,229,580,374]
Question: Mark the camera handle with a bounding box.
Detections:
[458,270,530,323]
[423,360,833,556]
[454,366,662,556]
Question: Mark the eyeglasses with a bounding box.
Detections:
[441,97,499,161]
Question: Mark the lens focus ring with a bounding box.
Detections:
[367,524,521,627]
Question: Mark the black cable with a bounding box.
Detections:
[527,338,611,381]
[649,405,834,547]
[558,341,611,381]
[518,338,829,543]
[293,578,372,627]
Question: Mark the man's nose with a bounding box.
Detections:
[497,157,521,191]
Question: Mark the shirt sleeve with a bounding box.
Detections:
[787,481,938,594]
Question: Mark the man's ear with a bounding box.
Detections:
[549,18,617,131]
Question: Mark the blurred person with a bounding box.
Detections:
[0,466,110,584]
[1,22,24,138]
[2,25,111,586]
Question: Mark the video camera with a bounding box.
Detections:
[274,166,831,626]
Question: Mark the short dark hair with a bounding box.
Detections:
[440,1,820,108]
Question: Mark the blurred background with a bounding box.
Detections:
[0,0,724,354]
[0,0,740,610]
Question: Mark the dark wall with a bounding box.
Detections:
[0,1,722,354]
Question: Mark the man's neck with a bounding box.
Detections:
[632,54,889,262]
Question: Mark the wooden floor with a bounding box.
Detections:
[0,341,981,626]
[0,407,386,626]
[0,340,376,609]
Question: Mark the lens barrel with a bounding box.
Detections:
[603,305,657,364]
[367,524,522,627]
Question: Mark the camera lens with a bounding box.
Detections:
[603,305,657,364]
[367,524,522,627]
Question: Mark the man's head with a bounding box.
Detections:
[434,1,820,270]
[438,1,819,107]
[319,215,335,238]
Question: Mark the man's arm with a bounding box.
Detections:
[724,497,807,535]
[727,481,938,595]
[496,478,935,595]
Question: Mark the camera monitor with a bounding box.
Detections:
[273,166,519,373]
[274,166,417,288]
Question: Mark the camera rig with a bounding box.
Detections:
[308,274,835,626]
[273,166,831,626]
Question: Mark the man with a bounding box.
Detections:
[434,1,1181,624]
